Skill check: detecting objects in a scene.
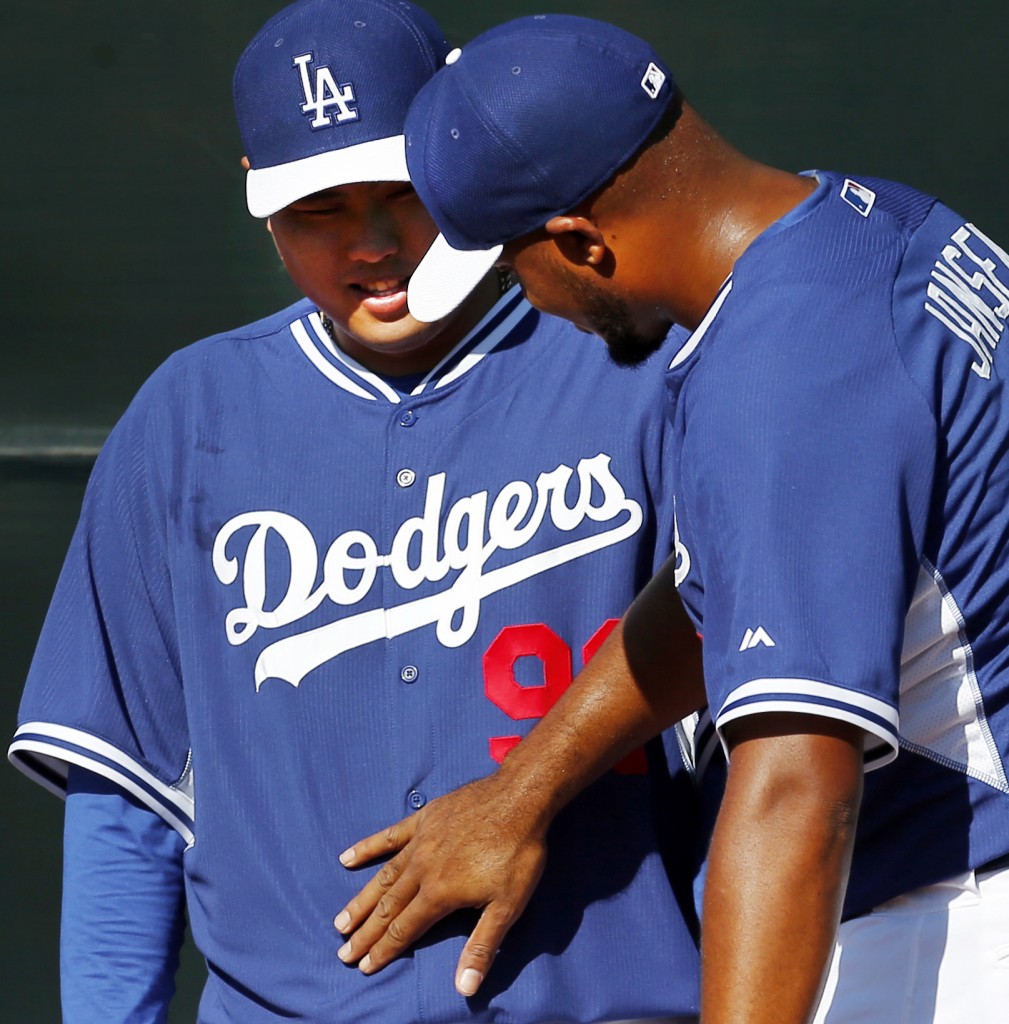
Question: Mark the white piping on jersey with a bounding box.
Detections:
[425,292,530,391]
[715,678,899,770]
[713,562,1009,790]
[673,709,718,779]
[307,311,405,403]
[693,708,720,780]
[10,722,196,845]
[291,317,378,400]
[293,285,529,402]
[899,561,1008,792]
[668,278,733,370]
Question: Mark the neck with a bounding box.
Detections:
[620,103,817,331]
[687,162,816,324]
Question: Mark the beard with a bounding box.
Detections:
[567,272,665,367]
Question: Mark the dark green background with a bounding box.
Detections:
[3,1,1006,1019]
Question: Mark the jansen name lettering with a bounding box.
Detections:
[925,222,1009,380]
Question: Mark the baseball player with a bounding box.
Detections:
[8,2,703,1022]
[327,14,1009,1024]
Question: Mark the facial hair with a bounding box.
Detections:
[568,272,665,367]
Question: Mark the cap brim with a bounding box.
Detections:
[246,135,409,218]
[407,233,503,323]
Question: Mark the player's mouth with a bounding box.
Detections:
[351,276,410,318]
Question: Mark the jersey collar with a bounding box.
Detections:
[289,285,531,403]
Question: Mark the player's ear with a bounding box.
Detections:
[543,215,607,267]
[240,155,251,171]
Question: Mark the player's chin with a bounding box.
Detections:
[602,330,665,367]
[344,310,439,349]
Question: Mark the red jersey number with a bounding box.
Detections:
[483,620,646,774]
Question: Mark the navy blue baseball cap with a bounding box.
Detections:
[235,0,449,218]
[406,14,674,323]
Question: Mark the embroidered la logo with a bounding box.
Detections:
[293,52,358,128]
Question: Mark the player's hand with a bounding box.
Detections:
[334,772,550,997]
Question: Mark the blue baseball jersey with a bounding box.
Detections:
[668,170,1009,918]
[10,286,700,1022]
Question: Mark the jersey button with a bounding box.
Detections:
[399,409,417,427]
[407,789,427,810]
[400,665,419,683]
[396,468,416,487]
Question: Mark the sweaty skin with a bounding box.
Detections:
[701,717,862,1023]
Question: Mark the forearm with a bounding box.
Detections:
[491,558,705,821]
[701,715,863,1024]
[62,766,187,1024]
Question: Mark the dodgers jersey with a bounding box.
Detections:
[10,286,700,1022]
[668,170,1009,918]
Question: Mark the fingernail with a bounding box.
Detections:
[360,954,373,974]
[339,847,355,866]
[334,911,351,933]
[457,968,483,996]
[337,942,352,963]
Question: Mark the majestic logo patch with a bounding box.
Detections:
[840,178,876,217]
[641,62,666,99]
[293,52,358,128]
[213,455,642,689]
[739,626,776,652]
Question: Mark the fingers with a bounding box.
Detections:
[334,854,409,943]
[334,817,417,937]
[345,884,457,974]
[333,776,550,987]
[454,904,517,997]
[339,815,417,869]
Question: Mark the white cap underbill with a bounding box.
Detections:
[246,134,410,218]
[407,233,503,323]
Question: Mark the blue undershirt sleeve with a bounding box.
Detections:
[62,764,188,1024]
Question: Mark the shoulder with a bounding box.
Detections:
[696,174,948,389]
[126,298,312,411]
[731,171,937,305]
[147,297,314,387]
[97,298,314,468]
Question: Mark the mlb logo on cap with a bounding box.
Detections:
[234,0,449,218]
[641,62,666,99]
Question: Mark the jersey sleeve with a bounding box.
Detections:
[8,385,194,842]
[61,765,187,1024]
[684,292,936,769]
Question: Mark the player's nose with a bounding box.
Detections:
[345,213,400,263]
